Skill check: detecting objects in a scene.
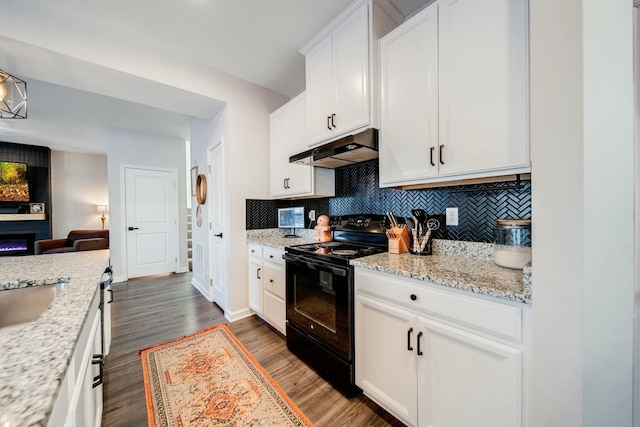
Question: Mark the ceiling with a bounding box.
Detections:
[0,0,429,154]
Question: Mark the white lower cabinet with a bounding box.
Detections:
[247,244,286,335]
[248,244,263,314]
[48,290,103,427]
[355,268,529,427]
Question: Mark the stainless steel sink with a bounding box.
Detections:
[0,284,64,329]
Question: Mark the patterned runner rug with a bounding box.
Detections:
[141,323,313,427]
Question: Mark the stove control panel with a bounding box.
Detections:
[331,214,388,233]
[347,218,370,227]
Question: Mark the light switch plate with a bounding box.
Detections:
[309,210,316,221]
[446,207,459,226]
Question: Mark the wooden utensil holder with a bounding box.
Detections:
[388,226,411,254]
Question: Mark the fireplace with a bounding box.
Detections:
[0,233,36,256]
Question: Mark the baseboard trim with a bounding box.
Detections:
[225,307,253,323]
[191,277,212,302]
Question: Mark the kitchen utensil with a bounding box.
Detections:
[411,209,427,227]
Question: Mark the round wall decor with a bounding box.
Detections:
[196,174,207,205]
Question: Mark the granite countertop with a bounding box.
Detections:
[0,250,110,427]
[351,252,530,304]
[246,229,316,250]
[247,230,531,304]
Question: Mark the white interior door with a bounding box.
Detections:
[125,167,178,279]
[634,4,640,426]
[208,140,226,310]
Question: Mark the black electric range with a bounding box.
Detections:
[283,214,389,397]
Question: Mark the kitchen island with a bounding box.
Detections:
[0,250,109,427]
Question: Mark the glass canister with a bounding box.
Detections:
[493,219,531,269]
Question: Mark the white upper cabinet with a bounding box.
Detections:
[379,4,439,185]
[379,0,530,187]
[302,0,402,147]
[270,92,335,199]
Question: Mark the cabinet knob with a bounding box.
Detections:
[410,294,417,301]
[270,279,274,283]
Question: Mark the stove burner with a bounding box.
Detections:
[319,242,342,247]
[332,249,358,256]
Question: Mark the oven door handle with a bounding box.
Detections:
[283,253,349,277]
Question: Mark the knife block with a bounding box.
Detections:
[388,227,411,254]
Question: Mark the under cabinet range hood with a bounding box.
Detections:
[289,128,378,168]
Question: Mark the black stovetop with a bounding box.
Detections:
[285,214,389,264]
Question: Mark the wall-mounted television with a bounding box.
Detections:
[278,206,304,237]
[0,161,30,202]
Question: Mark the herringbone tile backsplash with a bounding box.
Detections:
[246,160,531,243]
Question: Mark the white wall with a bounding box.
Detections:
[106,128,188,283]
[190,108,227,301]
[530,0,636,425]
[50,151,108,238]
[189,78,288,320]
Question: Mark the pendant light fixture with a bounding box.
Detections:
[0,69,27,119]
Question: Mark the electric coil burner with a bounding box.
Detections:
[284,214,390,397]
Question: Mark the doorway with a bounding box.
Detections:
[634,2,640,425]
[124,167,179,279]
[208,138,226,311]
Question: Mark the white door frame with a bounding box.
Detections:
[634,2,640,425]
[207,136,227,311]
[120,164,179,279]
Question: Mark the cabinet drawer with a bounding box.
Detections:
[355,269,523,344]
[263,291,286,335]
[263,247,284,266]
[263,262,285,299]
[248,244,263,259]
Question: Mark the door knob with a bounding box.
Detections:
[214,233,223,238]
[128,226,139,231]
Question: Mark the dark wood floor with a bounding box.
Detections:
[102,272,404,427]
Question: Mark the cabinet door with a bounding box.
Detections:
[262,257,286,334]
[285,92,313,196]
[269,106,289,197]
[72,309,102,427]
[306,35,335,146]
[333,2,370,138]
[355,294,418,427]
[248,256,263,314]
[379,4,439,187]
[417,317,522,427]
[438,0,529,177]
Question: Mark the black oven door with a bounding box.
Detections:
[284,253,352,361]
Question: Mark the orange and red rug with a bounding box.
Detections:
[141,324,313,427]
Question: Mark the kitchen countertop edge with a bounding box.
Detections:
[247,232,530,305]
[0,250,109,427]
